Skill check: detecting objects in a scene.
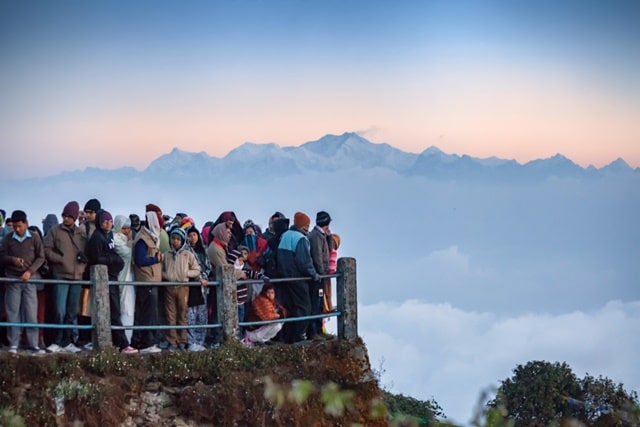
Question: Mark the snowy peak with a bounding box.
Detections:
[145,147,219,176]
[601,158,632,173]
[29,133,636,184]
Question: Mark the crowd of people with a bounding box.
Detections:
[0,202,340,355]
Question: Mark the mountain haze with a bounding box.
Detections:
[16,132,637,185]
[0,132,638,425]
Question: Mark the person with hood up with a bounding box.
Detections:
[86,210,137,354]
[209,211,243,252]
[162,227,200,351]
[206,222,245,345]
[113,214,135,342]
[184,225,212,352]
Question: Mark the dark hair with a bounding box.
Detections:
[10,210,27,223]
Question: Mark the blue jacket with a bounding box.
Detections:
[276,226,318,280]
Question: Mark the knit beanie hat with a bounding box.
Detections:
[293,212,311,229]
[84,198,101,212]
[97,210,113,224]
[180,216,195,230]
[62,201,80,221]
[170,227,187,244]
[316,211,332,227]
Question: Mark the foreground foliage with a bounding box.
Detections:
[489,360,639,427]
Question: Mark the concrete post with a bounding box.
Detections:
[218,264,239,342]
[337,257,357,339]
[91,265,113,351]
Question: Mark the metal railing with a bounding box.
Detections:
[0,257,357,351]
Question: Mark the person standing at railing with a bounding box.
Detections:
[113,215,135,342]
[86,210,138,354]
[276,212,320,344]
[184,225,211,352]
[161,227,201,352]
[144,203,170,348]
[77,198,101,347]
[206,222,246,346]
[307,211,333,340]
[42,201,87,353]
[0,210,46,354]
[130,211,164,354]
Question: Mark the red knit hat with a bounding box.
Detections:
[293,212,310,229]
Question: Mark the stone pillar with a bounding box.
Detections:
[90,265,113,351]
[218,264,239,342]
[337,257,357,339]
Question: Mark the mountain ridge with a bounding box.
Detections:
[19,132,639,183]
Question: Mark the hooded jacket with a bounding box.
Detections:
[162,239,200,283]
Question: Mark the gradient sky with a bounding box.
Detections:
[1,0,639,178]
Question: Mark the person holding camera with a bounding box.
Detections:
[43,201,88,353]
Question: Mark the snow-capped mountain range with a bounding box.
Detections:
[46,132,638,182]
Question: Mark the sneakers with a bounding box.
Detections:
[30,348,46,356]
[178,343,186,351]
[46,343,62,353]
[8,347,17,354]
[167,344,178,352]
[158,340,169,349]
[139,345,161,354]
[62,343,82,353]
[83,342,93,351]
[242,334,253,348]
[121,346,139,354]
[187,343,206,352]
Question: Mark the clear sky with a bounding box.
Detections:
[1,0,639,178]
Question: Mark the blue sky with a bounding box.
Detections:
[1,0,639,178]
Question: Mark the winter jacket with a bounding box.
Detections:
[43,223,87,280]
[86,228,124,281]
[162,244,200,283]
[276,226,319,281]
[308,226,330,275]
[248,294,287,322]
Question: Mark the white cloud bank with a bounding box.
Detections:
[358,299,640,425]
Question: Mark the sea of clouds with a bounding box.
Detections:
[2,167,638,425]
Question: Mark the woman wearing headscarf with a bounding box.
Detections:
[113,214,135,342]
[130,211,163,353]
[209,211,243,252]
